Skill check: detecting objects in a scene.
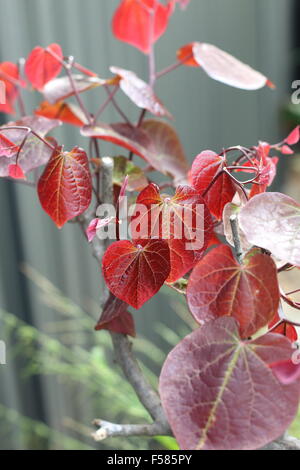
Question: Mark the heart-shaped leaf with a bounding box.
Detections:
[81,119,188,184]
[25,43,63,90]
[111,66,172,118]
[187,244,280,338]
[159,317,300,450]
[132,183,213,283]
[239,192,300,266]
[95,292,136,337]
[191,150,236,220]
[38,145,92,228]
[102,238,170,309]
[112,0,174,54]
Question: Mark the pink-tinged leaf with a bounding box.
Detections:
[25,43,63,90]
[239,192,300,266]
[0,62,20,114]
[187,245,280,338]
[35,101,88,127]
[42,74,112,104]
[285,126,300,146]
[8,164,25,180]
[95,292,136,337]
[81,119,189,184]
[0,115,61,176]
[280,144,294,155]
[102,238,170,309]
[132,183,213,283]
[112,0,174,54]
[174,0,190,10]
[270,360,300,385]
[191,150,236,220]
[110,66,172,118]
[0,133,20,157]
[178,42,271,90]
[37,146,92,228]
[159,317,300,450]
[86,217,116,242]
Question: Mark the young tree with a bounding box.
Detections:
[0,0,300,450]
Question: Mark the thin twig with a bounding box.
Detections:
[230,214,243,263]
[92,419,170,441]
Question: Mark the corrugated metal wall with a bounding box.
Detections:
[0,0,293,448]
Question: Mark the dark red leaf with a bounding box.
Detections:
[102,238,170,309]
[159,317,300,450]
[25,43,63,90]
[187,244,280,338]
[269,313,298,342]
[0,115,61,176]
[112,0,174,54]
[191,150,236,220]
[132,183,213,283]
[239,192,300,266]
[110,66,172,118]
[37,145,92,228]
[95,292,136,337]
[81,119,189,184]
[35,101,87,127]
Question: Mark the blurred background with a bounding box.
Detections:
[0,0,299,450]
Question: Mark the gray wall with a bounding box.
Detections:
[0,0,294,448]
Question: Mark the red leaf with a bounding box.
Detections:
[132,183,213,283]
[0,115,61,176]
[110,66,172,118]
[178,42,271,90]
[25,43,63,90]
[81,119,189,184]
[35,101,87,127]
[112,0,174,54]
[191,150,236,220]
[95,292,136,337]
[187,244,280,338]
[159,317,300,450]
[280,144,294,155]
[0,133,20,157]
[177,43,200,67]
[37,145,92,228]
[239,192,300,266]
[269,313,298,342]
[285,126,300,146]
[102,238,170,309]
[0,62,20,114]
[8,164,25,180]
